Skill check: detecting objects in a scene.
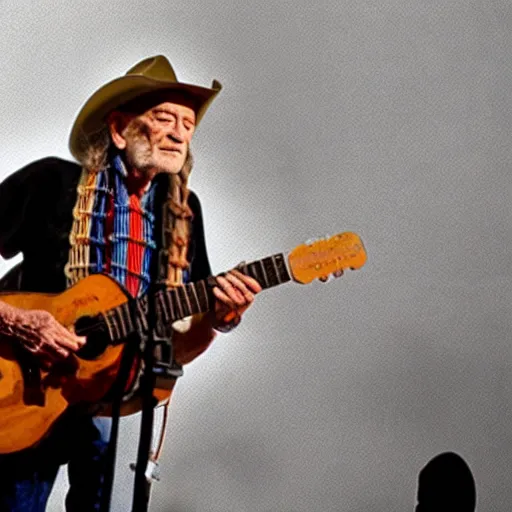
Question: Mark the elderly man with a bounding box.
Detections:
[0,55,261,511]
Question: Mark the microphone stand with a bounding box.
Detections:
[130,285,185,511]
[130,284,158,511]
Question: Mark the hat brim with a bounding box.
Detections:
[69,75,221,161]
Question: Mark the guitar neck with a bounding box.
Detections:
[95,231,367,342]
[104,253,291,339]
[153,252,291,323]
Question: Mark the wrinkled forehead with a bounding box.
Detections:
[117,90,198,119]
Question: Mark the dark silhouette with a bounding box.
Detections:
[416,452,476,511]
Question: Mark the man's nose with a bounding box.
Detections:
[167,124,186,143]
[167,132,184,144]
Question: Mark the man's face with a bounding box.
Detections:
[111,92,197,177]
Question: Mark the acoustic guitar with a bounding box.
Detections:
[0,232,366,453]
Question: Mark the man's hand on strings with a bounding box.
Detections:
[8,308,86,369]
[210,269,262,331]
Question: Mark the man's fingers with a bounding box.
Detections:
[230,269,262,293]
[35,341,69,361]
[49,342,70,359]
[59,322,86,344]
[212,286,236,309]
[224,273,255,303]
[54,323,87,352]
[54,336,81,352]
[216,276,246,306]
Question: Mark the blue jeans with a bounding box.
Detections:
[0,414,112,511]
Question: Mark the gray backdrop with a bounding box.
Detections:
[0,0,511,510]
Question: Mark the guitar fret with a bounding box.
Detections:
[249,263,263,284]
[109,310,121,341]
[136,297,148,332]
[115,305,129,338]
[239,262,252,280]
[103,311,116,341]
[107,311,117,340]
[116,309,126,339]
[121,303,135,335]
[257,260,270,288]
[178,286,192,318]
[173,288,184,320]
[176,286,188,319]
[189,283,201,316]
[271,254,291,285]
[197,280,210,314]
[157,292,170,323]
[263,257,279,287]
[154,293,165,325]
[271,255,284,285]
[275,254,291,283]
[163,289,175,322]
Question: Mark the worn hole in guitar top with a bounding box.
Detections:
[74,315,110,360]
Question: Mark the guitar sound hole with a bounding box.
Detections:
[74,315,110,360]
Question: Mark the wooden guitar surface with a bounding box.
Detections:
[0,274,137,453]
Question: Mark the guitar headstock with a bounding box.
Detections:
[287,232,366,284]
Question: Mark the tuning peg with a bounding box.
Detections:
[333,270,344,278]
[319,275,329,282]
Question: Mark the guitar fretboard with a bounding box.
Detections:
[102,253,291,342]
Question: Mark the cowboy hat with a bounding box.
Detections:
[69,55,222,160]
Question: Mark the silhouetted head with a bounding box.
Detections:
[416,452,476,512]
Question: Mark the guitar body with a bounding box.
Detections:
[0,274,170,454]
